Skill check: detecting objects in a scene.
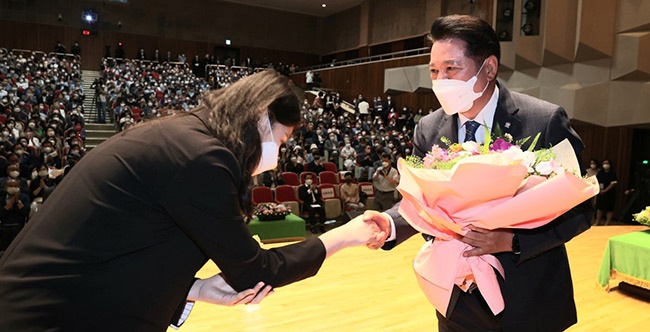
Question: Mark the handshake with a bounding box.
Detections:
[337,210,392,250]
[188,210,392,309]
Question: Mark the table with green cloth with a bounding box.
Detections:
[598,229,650,291]
[248,213,306,243]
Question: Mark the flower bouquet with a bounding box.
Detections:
[397,132,599,317]
[633,206,650,227]
[255,202,291,221]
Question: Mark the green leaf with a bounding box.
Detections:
[526,132,541,152]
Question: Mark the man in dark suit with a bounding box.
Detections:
[306,154,326,175]
[365,15,592,331]
[299,173,326,233]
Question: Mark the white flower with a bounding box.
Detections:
[535,161,555,176]
[521,151,537,173]
[461,141,480,154]
[502,146,524,163]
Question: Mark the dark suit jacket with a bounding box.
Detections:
[307,161,326,174]
[0,108,327,331]
[385,83,592,331]
[299,184,322,207]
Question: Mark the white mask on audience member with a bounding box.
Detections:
[252,114,278,176]
[9,171,20,178]
[431,60,489,116]
[6,187,19,195]
[305,179,313,186]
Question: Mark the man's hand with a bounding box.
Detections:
[362,210,391,249]
[188,273,273,306]
[456,225,513,257]
[317,213,385,257]
[341,215,385,246]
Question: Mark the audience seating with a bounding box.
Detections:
[274,184,300,216]
[318,184,342,219]
[251,186,274,205]
[322,162,337,173]
[318,171,339,185]
[358,182,376,210]
[280,172,300,186]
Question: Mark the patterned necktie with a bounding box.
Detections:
[464,120,480,142]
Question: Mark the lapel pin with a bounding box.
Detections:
[505,122,511,129]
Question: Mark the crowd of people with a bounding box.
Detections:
[259,90,431,186]
[254,88,433,226]
[94,58,210,130]
[0,50,86,251]
[94,55,290,131]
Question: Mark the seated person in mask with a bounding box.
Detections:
[340,172,364,211]
[299,173,327,234]
[307,154,326,175]
[284,154,303,174]
[40,141,61,169]
[0,179,30,252]
[0,163,29,195]
[61,152,82,178]
[29,164,56,205]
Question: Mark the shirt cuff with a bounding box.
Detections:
[169,301,195,329]
[382,212,397,241]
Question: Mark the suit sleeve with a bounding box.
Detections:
[515,107,592,263]
[382,123,426,250]
[165,148,326,292]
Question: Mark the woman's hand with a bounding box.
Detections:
[188,273,273,306]
[318,215,386,258]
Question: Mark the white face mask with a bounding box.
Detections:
[251,115,278,176]
[431,60,489,115]
[305,179,313,186]
[9,171,20,178]
[6,187,19,195]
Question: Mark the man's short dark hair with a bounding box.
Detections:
[344,172,353,178]
[429,15,500,66]
[381,153,392,160]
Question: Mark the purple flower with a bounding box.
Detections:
[490,138,514,152]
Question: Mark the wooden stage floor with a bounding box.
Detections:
[169,225,650,331]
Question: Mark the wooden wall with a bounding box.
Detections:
[0,20,319,71]
[573,124,635,218]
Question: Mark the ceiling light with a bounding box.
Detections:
[322,4,327,8]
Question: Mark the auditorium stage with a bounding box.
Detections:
[169,225,650,331]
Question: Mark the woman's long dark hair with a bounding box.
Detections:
[199,70,301,216]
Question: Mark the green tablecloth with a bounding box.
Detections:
[598,229,650,290]
[248,213,306,243]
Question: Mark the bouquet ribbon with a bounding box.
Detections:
[396,139,599,316]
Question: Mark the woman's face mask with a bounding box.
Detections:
[252,115,278,176]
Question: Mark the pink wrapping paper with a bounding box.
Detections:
[397,155,599,317]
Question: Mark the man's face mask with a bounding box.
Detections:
[431,60,489,116]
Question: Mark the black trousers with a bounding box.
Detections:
[437,286,502,332]
[0,224,23,251]
[303,204,326,226]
